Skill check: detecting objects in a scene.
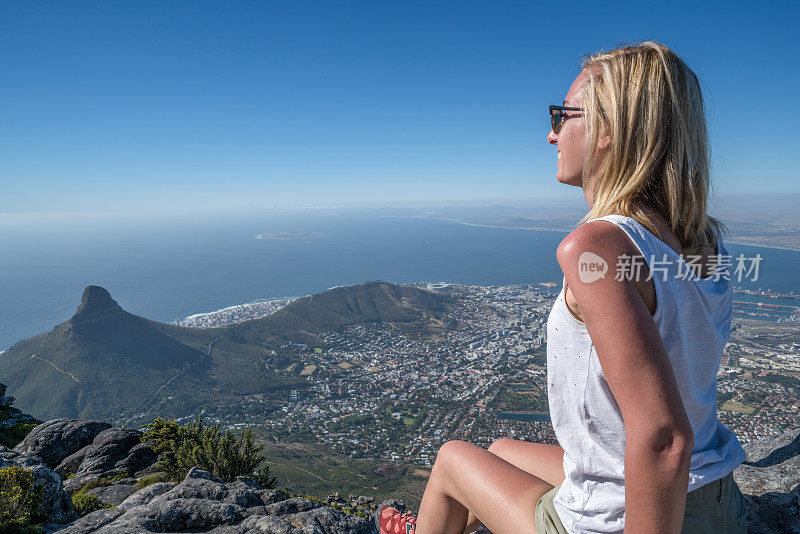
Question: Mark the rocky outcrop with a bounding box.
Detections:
[55,444,92,478]
[2,416,377,533]
[734,430,800,533]
[0,381,41,448]
[13,419,110,469]
[63,428,155,491]
[29,462,76,524]
[49,467,375,534]
[116,481,175,510]
[50,508,124,534]
[0,449,75,524]
[85,483,138,506]
[0,443,44,468]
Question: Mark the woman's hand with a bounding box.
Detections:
[557,220,694,534]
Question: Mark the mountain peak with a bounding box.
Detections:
[77,286,121,314]
[70,286,124,329]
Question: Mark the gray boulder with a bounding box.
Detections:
[74,428,142,473]
[265,497,321,516]
[64,428,155,491]
[116,442,157,474]
[117,481,175,510]
[115,498,249,532]
[282,507,375,533]
[151,467,247,502]
[0,444,43,468]
[216,514,301,533]
[47,508,124,534]
[143,468,270,511]
[86,483,138,506]
[28,462,75,524]
[734,430,800,533]
[735,430,800,495]
[13,419,110,469]
[55,444,91,478]
[50,467,375,533]
[0,451,73,524]
[262,488,292,505]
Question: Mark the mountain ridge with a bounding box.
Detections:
[0,281,453,423]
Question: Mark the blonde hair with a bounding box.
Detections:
[577,41,726,256]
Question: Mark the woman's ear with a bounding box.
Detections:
[597,122,612,150]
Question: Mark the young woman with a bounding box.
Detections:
[376,41,748,534]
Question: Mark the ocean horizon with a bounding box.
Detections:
[2,212,798,351]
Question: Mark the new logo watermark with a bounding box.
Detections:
[578,252,608,283]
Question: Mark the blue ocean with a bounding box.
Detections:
[1,212,798,351]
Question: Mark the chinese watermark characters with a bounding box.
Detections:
[578,252,763,284]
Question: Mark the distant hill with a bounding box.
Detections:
[227,280,451,344]
[0,281,453,424]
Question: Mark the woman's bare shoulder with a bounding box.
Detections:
[557,220,640,268]
[558,220,657,319]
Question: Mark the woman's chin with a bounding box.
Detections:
[556,174,581,187]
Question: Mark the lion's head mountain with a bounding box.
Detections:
[0,281,453,424]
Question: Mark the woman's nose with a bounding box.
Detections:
[547,129,558,144]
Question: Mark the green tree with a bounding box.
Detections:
[0,465,44,533]
[142,415,277,487]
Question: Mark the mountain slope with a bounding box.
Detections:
[0,286,217,421]
[0,281,452,423]
[228,280,450,344]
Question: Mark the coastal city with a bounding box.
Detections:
[193,281,800,467]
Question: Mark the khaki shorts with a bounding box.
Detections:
[535,472,748,534]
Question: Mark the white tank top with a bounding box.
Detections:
[546,214,746,534]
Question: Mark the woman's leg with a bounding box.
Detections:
[415,440,560,534]
[462,439,565,533]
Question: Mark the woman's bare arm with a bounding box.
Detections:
[557,220,694,534]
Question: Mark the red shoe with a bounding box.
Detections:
[375,503,417,534]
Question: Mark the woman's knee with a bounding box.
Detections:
[435,438,514,475]
[435,440,469,462]
[432,440,472,475]
[487,437,515,458]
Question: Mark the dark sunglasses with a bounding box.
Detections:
[549,105,584,134]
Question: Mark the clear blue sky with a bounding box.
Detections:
[1,0,798,218]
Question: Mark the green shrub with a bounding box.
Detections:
[252,462,278,490]
[142,415,269,483]
[70,476,124,517]
[71,490,112,517]
[0,465,44,532]
[288,491,371,519]
[75,473,130,494]
[135,473,168,490]
[0,395,41,449]
[0,423,38,449]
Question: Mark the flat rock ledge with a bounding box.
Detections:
[46,467,375,534]
[734,429,800,534]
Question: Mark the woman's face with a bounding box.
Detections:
[547,69,593,188]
